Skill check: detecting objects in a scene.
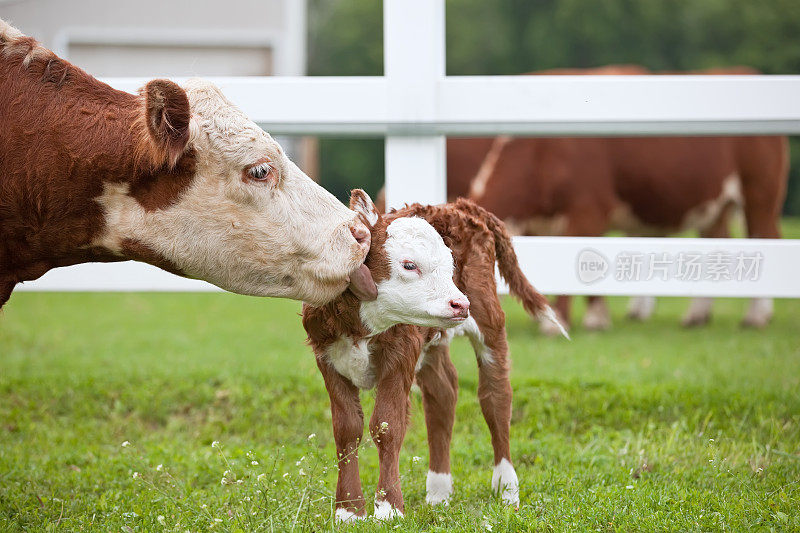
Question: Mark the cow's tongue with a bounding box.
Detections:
[348,263,378,301]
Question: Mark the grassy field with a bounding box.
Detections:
[1,292,799,532]
[2,217,800,532]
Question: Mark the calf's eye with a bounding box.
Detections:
[402,261,418,271]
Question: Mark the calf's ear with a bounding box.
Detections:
[349,189,380,227]
[141,79,191,168]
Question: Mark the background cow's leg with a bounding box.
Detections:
[738,137,787,328]
[627,295,656,321]
[315,357,367,521]
[583,295,612,331]
[415,342,458,505]
[682,210,732,327]
[370,361,415,519]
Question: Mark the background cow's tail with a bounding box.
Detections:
[454,199,569,339]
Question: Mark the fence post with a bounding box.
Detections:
[383,0,447,209]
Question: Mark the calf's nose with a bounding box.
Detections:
[449,297,470,318]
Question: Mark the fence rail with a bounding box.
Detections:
[18,0,800,297]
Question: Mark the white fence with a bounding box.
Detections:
[19,0,800,297]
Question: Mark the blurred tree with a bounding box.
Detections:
[308,0,800,214]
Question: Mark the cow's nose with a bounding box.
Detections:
[350,223,370,246]
[449,297,470,318]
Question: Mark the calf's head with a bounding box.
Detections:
[100,79,373,305]
[348,190,469,333]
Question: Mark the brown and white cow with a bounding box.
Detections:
[471,134,788,333]
[303,191,565,520]
[0,19,375,309]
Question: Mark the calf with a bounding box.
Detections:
[303,191,565,520]
[0,19,374,309]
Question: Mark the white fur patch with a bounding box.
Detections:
[426,471,453,505]
[325,336,375,390]
[682,297,714,326]
[334,508,365,522]
[360,217,468,333]
[491,458,520,507]
[373,499,404,520]
[743,297,773,328]
[582,299,611,331]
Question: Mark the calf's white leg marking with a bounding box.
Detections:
[334,508,365,523]
[373,499,403,520]
[491,458,520,507]
[426,471,453,505]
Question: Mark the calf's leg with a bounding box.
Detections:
[370,371,414,519]
[315,356,367,521]
[415,342,458,505]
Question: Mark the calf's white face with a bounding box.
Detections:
[351,192,469,332]
[96,79,372,306]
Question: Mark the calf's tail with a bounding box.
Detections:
[454,199,570,339]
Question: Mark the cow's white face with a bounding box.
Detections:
[96,79,373,305]
[352,192,469,333]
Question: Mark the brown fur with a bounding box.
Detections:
[0,21,194,308]
[303,198,552,515]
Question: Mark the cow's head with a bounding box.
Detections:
[347,190,469,333]
[98,79,374,306]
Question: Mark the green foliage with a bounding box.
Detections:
[307,0,800,214]
[1,217,799,530]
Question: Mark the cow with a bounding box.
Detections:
[471,134,788,333]
[303,191,565,520]
[0,19,376,310]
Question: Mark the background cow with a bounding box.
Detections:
[378,66,788,334]
[0,19,375,309]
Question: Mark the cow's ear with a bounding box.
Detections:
[141,79,191,168]
[350,189,380,227]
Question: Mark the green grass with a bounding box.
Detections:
[1,220,799,531]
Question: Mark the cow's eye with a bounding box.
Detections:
[247,162,273,182]
[402,261,418,271]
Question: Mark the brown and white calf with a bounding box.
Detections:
[303,191,566,520]
[0,19,374,309]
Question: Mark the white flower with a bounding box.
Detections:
[211,441,220,448]
[283,472,289,478]
[214,518,223,523]
[236,479,243,484]
[412,456,421,463]
[157,515,166,526]
[156,464,164,472]
[307,433,316,440]
[132,472,140,479]
[223,470,232,478]
[257,473,267,482]
[380,421,389,430]
[298,468,306,476]
[121,441,131,448]
[251,461,259,466]
[200,504,208,510]
[625,485,634,489]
